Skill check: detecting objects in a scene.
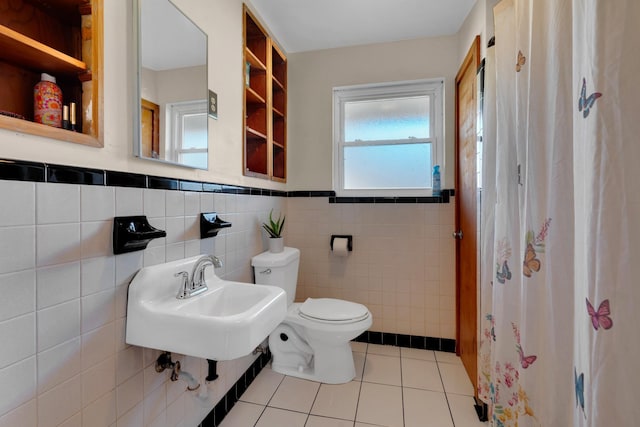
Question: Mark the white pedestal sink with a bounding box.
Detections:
[126,255,287,360]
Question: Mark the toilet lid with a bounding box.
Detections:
[299,298,369,323]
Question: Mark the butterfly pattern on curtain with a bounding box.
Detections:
[484,231,548,426]
[574,368,585,419]
[482,313,544,425]
[515,50,526,72]
[495,238,513,284]
[481,224,551,425]
[480,0,640,425]
[480,15,562,420]
[577,78,602,119]
[487,318,543,426]
[522,219,551,278]
[574,76,607,424]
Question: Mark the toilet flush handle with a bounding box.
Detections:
[259,268,272,274]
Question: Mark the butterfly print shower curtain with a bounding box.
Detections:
[478,0,640,425]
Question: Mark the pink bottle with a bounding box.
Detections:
[34,73,63,127]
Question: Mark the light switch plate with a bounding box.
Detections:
[208,90,218,119]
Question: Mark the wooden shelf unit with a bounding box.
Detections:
[242,4,287,181]
[0,0,103,147]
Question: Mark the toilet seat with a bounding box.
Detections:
[298,298,370,324]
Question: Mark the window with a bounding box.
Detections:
[333,79,444,196]
[166,100,208,169]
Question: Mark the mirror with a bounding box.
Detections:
[133,0,208,169]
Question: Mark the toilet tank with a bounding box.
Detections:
[251,247,300,306]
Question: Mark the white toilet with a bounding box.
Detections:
[252,247,372,384]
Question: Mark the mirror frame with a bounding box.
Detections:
[132,0,209,170]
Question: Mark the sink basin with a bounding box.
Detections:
[126,255,287,360]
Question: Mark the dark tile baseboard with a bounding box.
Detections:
[199,348,272,427]
[353,330,456,353]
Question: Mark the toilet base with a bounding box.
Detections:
[271,341,356,384]
[271,342,356,384]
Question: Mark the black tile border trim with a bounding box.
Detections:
[329,189,454,204]
[148,176,179,190]
[288,190,336,197]
[330,193,451,204]
[0,158,453,203]
[199,348,272,427]
[353,330,456,353]
[0,159,45,182]
[106,170,147,188]
[47,164,105,185]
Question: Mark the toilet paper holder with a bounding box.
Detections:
[330,235,353,252]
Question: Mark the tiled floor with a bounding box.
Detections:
[220,343,487,427]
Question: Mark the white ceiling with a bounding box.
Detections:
[250,0,478,53]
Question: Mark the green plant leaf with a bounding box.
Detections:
[263,209,285,238]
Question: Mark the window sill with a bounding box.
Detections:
[329,190,454,204]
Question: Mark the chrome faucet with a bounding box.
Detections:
[175,255,223,299]
[191,255,222,288]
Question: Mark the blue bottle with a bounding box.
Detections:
[432,165,441,196]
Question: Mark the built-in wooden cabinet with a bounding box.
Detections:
[243,5,286,182]
[0,0,103,147]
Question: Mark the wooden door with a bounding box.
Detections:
[141,98,160,159]
[455,36,480,396]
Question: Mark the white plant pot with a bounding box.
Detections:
[269,237,284,253]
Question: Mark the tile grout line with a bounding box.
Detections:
[435,357,457,427]
[352,344,369,426]
[250,404,268,427]
[303,377,323,426]
[249,368,286,427]
[263,369,286,409]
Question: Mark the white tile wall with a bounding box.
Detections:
[0,270,35,321]
[37,300,81,351]
[36,182,80,225]
[0,226,35,274]
[0,313,35,369]
[287,197,457,339]
[0,179,456,426]
[0,180,285,426]
[81,185,115,222]
[36,223,81,267]
[0,180,35,226]
[37,337,81,394]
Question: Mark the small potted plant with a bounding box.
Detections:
[262,210,286,253]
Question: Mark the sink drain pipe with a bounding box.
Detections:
[156,352,200,391]
[206,359,218,382]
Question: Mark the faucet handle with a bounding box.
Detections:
[212,256,223,268]
[175,271,190,299]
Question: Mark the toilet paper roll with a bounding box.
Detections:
[332,237,350,257]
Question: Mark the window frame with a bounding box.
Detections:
[165,99,208,168]
[332,79,444,197]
